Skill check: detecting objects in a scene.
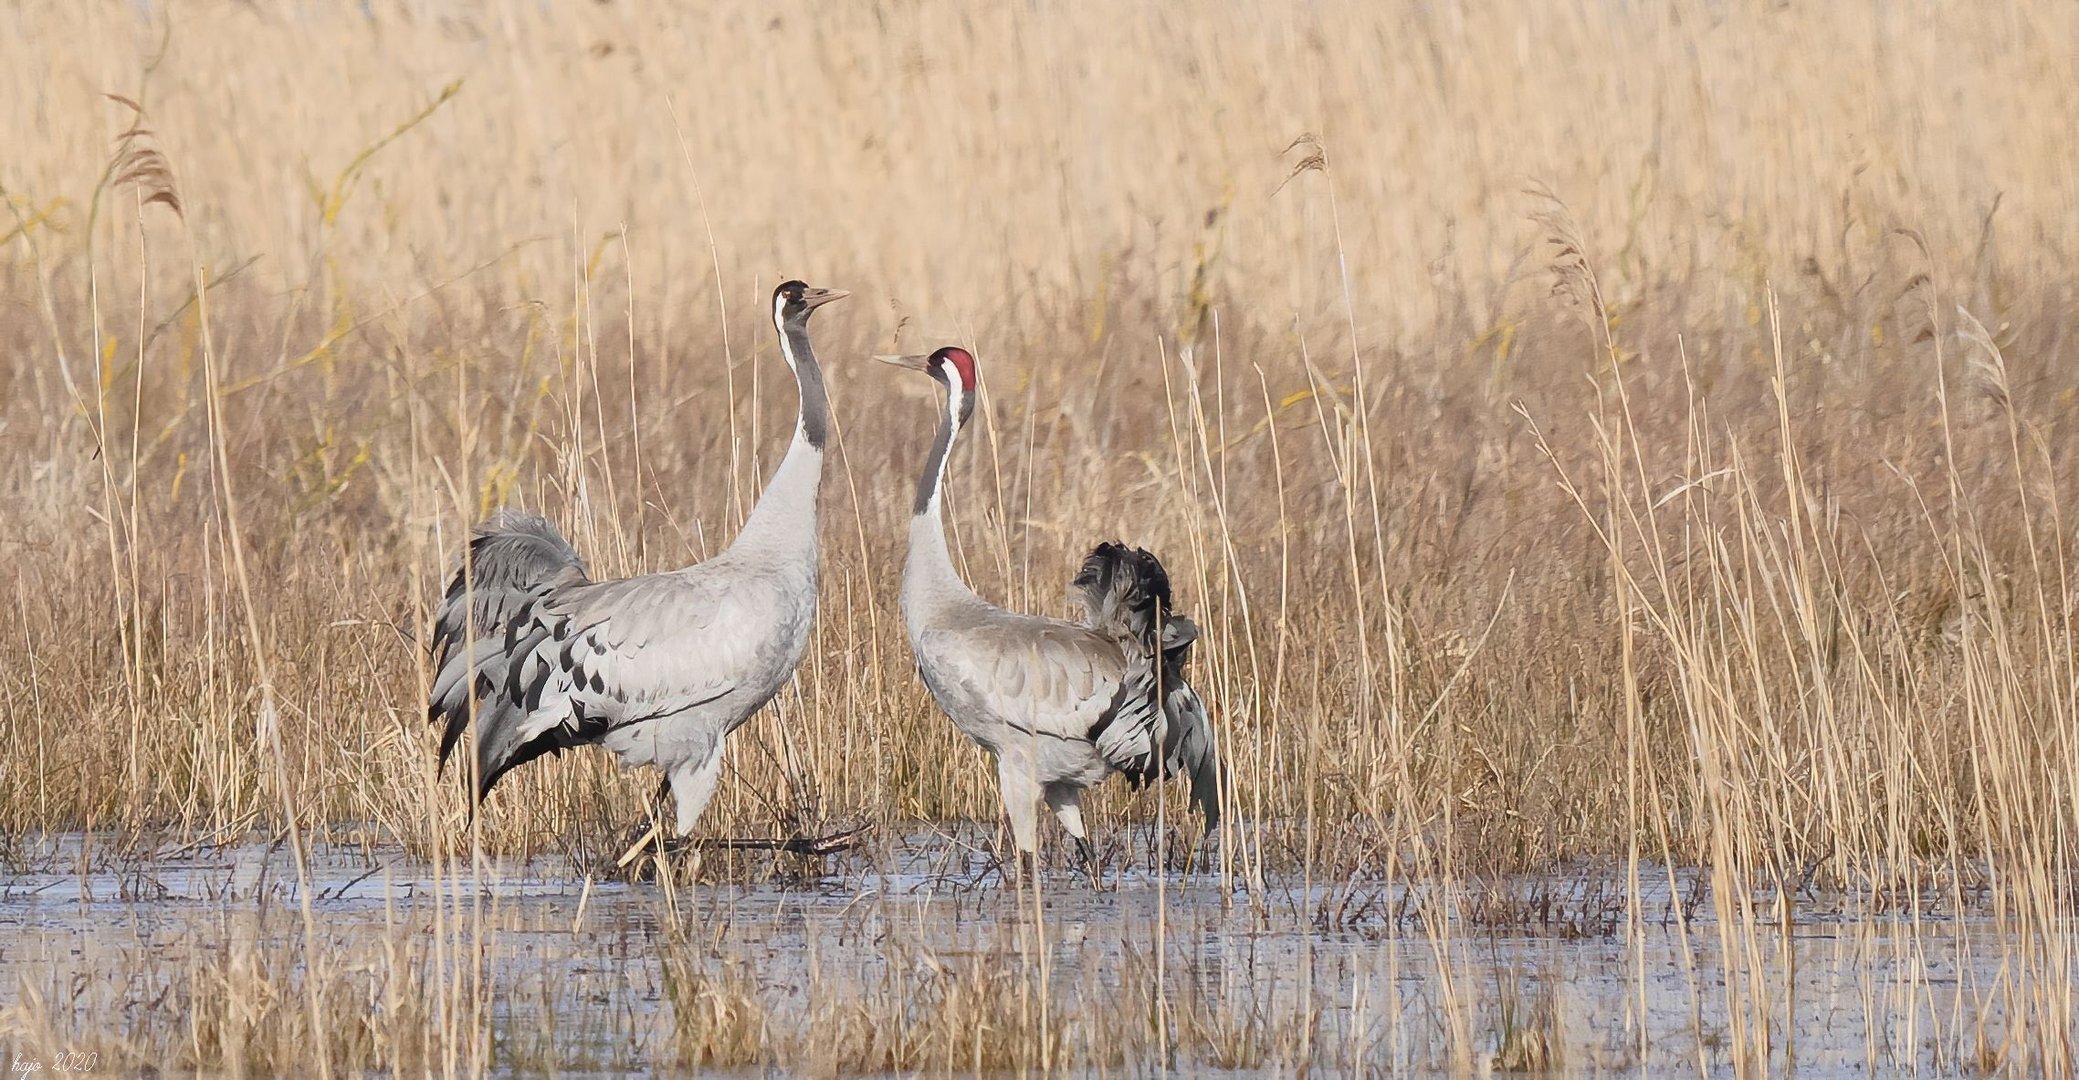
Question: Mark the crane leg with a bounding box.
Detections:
[996,758,1043,865]
[1045,784,1102,888]
[670,743,728,837]
[610,776,676,871]
[1072,836,1099,888]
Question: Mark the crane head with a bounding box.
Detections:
[875,346,977,391]
[772,280,849,327]
[878,346,978,431]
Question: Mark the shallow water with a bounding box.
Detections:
[0,832,2069,1076]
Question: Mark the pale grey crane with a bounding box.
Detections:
[879,346,1221,875]
[428,280,847,857]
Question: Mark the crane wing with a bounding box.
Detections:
[917,616,1124,748]
[429,515,762,800]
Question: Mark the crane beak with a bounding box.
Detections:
[874,353,932,371]
[802,287,849,309]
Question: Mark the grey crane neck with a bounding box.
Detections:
[781,322,829,450]
[912,382,974,517]
[903,378,986,626]
[727,317,827,561]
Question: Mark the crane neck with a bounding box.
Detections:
[904,376,977,616]
[729,317,827,562]
[780,320,828,451]
[912,375,963,518]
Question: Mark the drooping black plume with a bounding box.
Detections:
[1072,542,1171,647]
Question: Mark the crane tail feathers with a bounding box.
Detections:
[1076,540,1223,826]
[1168,684,1223,831]
[427,510,590,801]
[1072,541,1172,647]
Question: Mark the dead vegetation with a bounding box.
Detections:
[1,0,2075,1074]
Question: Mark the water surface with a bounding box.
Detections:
[0,832,2064,1076]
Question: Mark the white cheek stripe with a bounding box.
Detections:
[775,294,797,371]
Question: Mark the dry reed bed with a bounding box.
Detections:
[1,1,2075,1072]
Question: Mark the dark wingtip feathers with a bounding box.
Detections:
[1076,541,1221,825]
[1072,541,1173,646]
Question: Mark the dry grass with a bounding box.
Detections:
[2,0,2076,1074]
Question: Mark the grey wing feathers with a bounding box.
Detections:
[427,511,590,789]
[921,618,1120,746]
[1160,689,1221,828]
[1159,621,1221,829]
[1077,543,1222,825]
[430,511,587,663]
